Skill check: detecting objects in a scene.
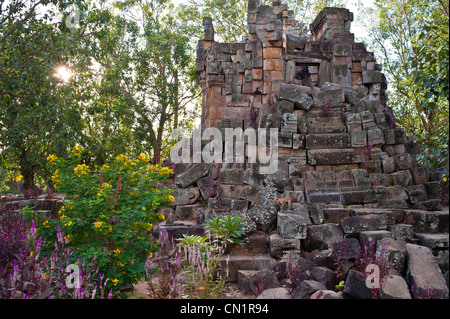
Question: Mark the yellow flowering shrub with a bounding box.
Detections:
[36,148,174,293]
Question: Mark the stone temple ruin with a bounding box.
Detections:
[163,1,449,298]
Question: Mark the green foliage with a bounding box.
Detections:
[359,0,449,169]
[27,146,174,293]
[204,215,246,246]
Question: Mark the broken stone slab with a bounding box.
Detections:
[380,275,412,299]
[340,187,387,205]
[237,269,281,296]
[343,269,375,299]
[305,133,350,149]
[403,210,439,233]
[322,208,354,223]
[436,209,449,233]
[414,233,449,250]
[332,237,361,259]
[240,185,260,202]
[387,224,414,241]
[351,208,396,225]
[376,237,407,273]
[307,148,360,166]
[247,188,279,233]
[313,89,345,107]
[279,85,313,110]
[219,168,245,185]
[242,168,266,189]
[246,231,269,254]
[174,204,202,220]
[339,215,387,236]
[220,255,278,282]
[305,223,344,251]
[171,187,200,205]
[277,212,308,239]
[257,287,292,299]
[310,266,338,290]
[405,244,449,299]
[305,189,342,204]
[359,230,393,248]
[175,163,210,188]
[310,290,343,299]
[418,199,442,211]
[291,280,327,299]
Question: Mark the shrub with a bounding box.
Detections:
[204,215,246,247]
[0,218,111,299]
[29,146,174,294]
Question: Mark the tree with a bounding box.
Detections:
[88,0,200,164]
[357,0,449,168]
[0,0,90,190]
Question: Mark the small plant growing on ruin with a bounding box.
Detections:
[382,106,397,129]
[335,281,345,292]
[411,280,436,299]
[285,250,300,292]
[340,103,347,124]
[178,234,227,299]
[145,232,182,299]
[358,140,373,177]
[332,237,352,279]
[204,215,246,247]
[321,97,333,118]
[249,104,260,129]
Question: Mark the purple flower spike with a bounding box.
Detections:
[31,220,36,238]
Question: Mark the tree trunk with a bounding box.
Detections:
[22,170,35,191]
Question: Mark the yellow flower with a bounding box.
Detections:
[65,221,73,227]
[74,164,89,177]
[147,252,153,259]
[159,214,165,221]
[113,248,121,254]
[94,221,103,229]
[72,145,85,157]
[60,214,67,220]
[112,279,119,286]
[30,252,34,257]
[119,263,125,268]
[43,220,49,228]
[142,206,146,211]
[138,153,150,163]
[167,195,175,202]
[147,223,153,230]
[47,154,57,163]
[158,167,172,175]
[116,154,128,163]
[14,174,23,183]
[102,183,111,189]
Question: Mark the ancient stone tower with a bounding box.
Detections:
[165,0,448,298]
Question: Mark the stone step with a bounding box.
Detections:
[307,126,347,134]
[219,254,277,282]
[14,209,54,219]
[414,233,449,250]
[305,133,350,149]
[306,116,345,127]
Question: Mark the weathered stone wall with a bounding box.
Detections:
[163,1,449,299]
